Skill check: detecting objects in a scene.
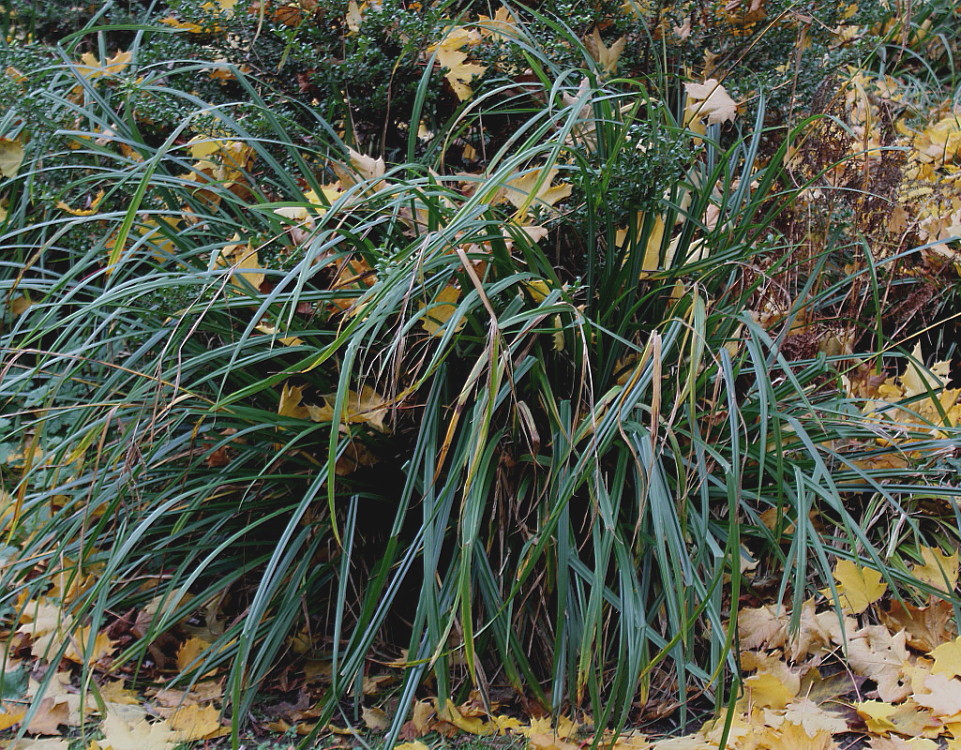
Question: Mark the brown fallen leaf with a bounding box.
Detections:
[26,697,71,736]
[584,28,626,74]
[881,599,956,652]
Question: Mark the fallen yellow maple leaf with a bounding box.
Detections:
[744,669,797,710]
[420,285,463,336]
[857,700,899,734]
[436,698,492,736]
[307,386,390,432]
[362,706,389,731]
[169,703,227,741]
[499,166,572,219]
[6,739,71,750]
[255,322,305,347]
[278,383,311,420]
[913,672,961,716]
[77,50,132,80]
[176,636,211,673]
[214,236,265,292]
[0,705,26,730]
[62,625,114,666]
[930,636,961,677]
[56,188,105,216]
[683,78,737,130]
[0,136,25,178]
[100,709,179,750]
[427,28,486,101]
[911,546,960,594]
[827,559,887,614]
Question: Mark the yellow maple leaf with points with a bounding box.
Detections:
[427,28,486,101]
[100,710,179,750]
[856,700,899,734]
[420,285,464,337]
[213,236,265,293]
[77,50,132,80]
[169,704,227,741]
[683,79,738,127]
[500,166,572,220]
[307,386,390,433]
[931,636,961,678]
[826,559,887,614]
[911,546,960,594]
[0,137,25,178]
[744,669,796,709]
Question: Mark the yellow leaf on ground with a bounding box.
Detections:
[491,714,524,733]
[63,626,114,666]
[846,625,911,702]
[744,670,796,710]
[278,383,311,420]
[0,705,26,730]
[477,7,517,41]
[738,604,788,651]
[5,740,71,750]
[437,698,492,736]
[420,285,463,336]
[362,706,389,732]
[169,704,226,741]
[214,237,264,292]
[857,700,899,734]
[881,599,957,652]
[16,601,65,638]
[0,137,25,178]
[100,710,178,750]
[683,79,737,125]
[395,743,430,750]
[255,322,304,347]
[914,672,961,716]
[765,722,837,750]
[307,386,390,432]
[77,50,132,80]
[528,733,580,750]
[56,189,105,216]
[26,697,72,736]
[911,546,960,594]
[427,28,486,101]
[345,1,364,32]
[931,636,961,677]
[176,636,211,673]
[780,698,848,736]
[99,681,139,706]
[410,699,434,734]
[500,166,572,218]
[869,738,939,750]
[828,559,887,614]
